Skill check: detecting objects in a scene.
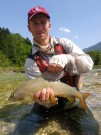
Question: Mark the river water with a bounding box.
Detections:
[0,69,101,135]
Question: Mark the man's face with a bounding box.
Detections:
[28,14,51,43]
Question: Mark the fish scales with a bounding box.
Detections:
[9,78,90,110]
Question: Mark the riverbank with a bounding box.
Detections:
[0,66,25,74]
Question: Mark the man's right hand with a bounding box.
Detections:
[33,87,54,102]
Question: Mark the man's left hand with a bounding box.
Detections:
[48,63,63,73]
[48,54,71,73]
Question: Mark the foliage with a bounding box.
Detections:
[0,51,11,67]
[87,50,101,65]
[0,27,32,68]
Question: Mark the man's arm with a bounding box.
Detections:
[25,58,42,80]
[50,38,94,75]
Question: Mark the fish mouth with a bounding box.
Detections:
[8,97,23,102]
[8,96,17,101]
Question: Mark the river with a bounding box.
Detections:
[0,69,101,135]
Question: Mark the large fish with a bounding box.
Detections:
[9,78,90,110]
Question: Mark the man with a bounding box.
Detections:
[14,6,99,135]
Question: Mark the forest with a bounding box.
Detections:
[0,27,32,72]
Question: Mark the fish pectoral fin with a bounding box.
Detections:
[50,94,58,105]
[67,97,75,103]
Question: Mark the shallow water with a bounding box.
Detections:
[82,69,101,134]
[0,70,101,135]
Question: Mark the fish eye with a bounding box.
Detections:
[12,94,15,97]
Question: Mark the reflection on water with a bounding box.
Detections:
[0,70,101,135]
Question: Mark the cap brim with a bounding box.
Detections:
[29,12,50,21]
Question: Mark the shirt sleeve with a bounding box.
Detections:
[59,38,94,74]
[24,58,42,80]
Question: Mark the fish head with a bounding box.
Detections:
[8,88,25,101]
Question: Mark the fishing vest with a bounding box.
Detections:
[28,43,81,89]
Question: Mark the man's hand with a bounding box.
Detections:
[48,63,63,73]
[33,87,54,102]
[47,54,75,73]
[47,54,72,73]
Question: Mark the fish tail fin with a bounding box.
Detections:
[50,94,58,105]
[78,92,90,110]
[81,92,90,99]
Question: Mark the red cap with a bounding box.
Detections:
[28,6,50,21]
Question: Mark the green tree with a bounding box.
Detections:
[0,51,11,67]
[87,50,101,65]
[0,27,32,67]
[25,37,32,45]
